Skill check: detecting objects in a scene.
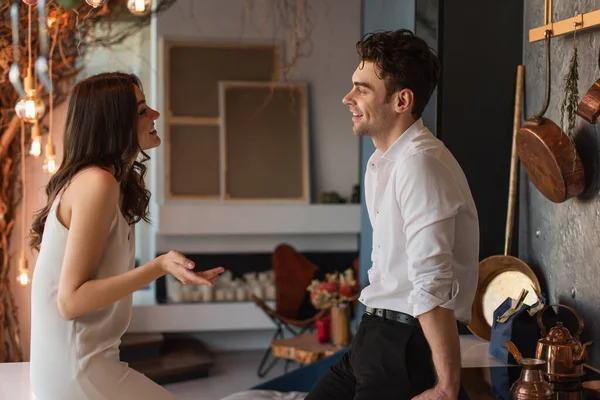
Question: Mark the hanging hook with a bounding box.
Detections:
[534,30,553,120]
[573,17,581,48]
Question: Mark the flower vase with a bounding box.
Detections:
[316,315,331,343]
[330,304,350,346]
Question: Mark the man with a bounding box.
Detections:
[306,29,479,400]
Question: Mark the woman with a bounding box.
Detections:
[29,72,223,399]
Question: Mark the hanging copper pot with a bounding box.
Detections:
[577,46,600,124]
[516,31,585,203]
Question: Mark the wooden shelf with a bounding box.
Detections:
[529,2,600,42]
[129,299,277,333]
[156,203,361,236]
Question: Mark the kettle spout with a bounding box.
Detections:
[575,342,593,364]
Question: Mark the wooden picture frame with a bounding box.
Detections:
[219,81,310,203]
[163,41,281,200]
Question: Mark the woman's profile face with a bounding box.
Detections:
[134,84,161,151]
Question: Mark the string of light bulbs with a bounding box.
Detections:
[15,4,38,287]
[43,14,60,175]
[84,0,154,15]
[10,0,157,287]
[17,121,29,286]
[15,3,45,125]
[24,0,154,15]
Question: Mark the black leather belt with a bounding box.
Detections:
[365,307,420,327]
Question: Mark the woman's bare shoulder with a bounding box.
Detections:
[57,167,120,228]
[63,167,120,206]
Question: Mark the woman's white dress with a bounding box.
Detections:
[30,194,175,400]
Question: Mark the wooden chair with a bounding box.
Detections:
[251,244,328,378]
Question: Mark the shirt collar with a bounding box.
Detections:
[367,118,426,170]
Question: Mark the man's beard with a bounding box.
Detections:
[353,122,372,137]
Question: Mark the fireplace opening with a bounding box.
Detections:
[155,248,359,305]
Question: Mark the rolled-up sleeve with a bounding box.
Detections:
[396,153,464,317]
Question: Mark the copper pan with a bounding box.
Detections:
[468,65,541,341]
[516,31,585,203]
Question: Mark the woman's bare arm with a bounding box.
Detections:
[56,169,222,320]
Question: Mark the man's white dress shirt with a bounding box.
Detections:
[359,118,479,325]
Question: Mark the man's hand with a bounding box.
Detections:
[416,306,461,399]
[412,386,456,400]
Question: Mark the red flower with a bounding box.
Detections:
[340,284,355,298]
[306,268,359,309]
[320,281,339,294]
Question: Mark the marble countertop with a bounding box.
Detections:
[0,335,507,400]
[0,361,33,400]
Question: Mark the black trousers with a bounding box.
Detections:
[305,312,436,400]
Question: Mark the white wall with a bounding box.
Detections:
[79,22,153,88]
[147,0,363,258]
[154,0,361,205]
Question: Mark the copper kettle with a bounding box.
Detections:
[535,304,593,382]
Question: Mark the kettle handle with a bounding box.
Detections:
[537,304,584,338]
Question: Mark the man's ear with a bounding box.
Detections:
[393,88,414,114]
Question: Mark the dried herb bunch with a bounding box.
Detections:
[559,28,580,167]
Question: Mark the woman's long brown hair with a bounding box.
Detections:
[29,72,151,251]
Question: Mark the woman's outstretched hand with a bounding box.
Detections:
[157,250,224,286]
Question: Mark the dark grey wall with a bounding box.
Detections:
[439,0,524,260]
[521,1,600,367]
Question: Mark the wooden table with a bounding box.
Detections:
[271,333,343,364]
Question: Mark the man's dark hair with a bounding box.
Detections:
[356,29,440,119]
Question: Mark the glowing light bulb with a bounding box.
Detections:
[47,10,69,29]
[29,121,42,157]
[22,0,37,5]
[43,157,57,174]
[47,12,58,29]
[17,271,30,286]
[15,74,45,123]
[15,95,45,123]
[127,0,152,16]
[30,136,41,157]
[43,137,58,174]
[85,0,106,8]
[17,253,29,286]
